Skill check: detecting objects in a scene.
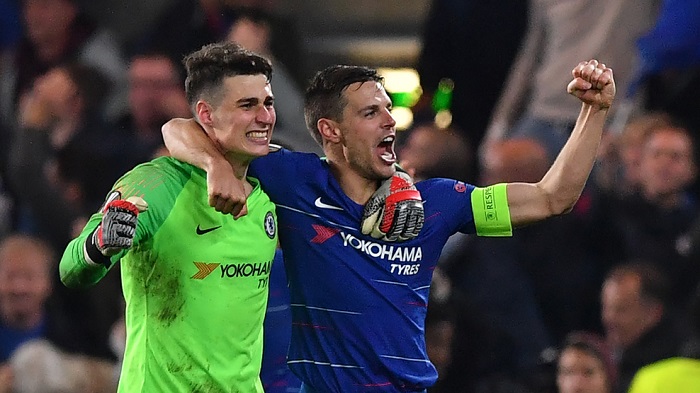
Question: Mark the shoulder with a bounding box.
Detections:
[417,178,475,198]
[112,157,195,196]
[251,147,324,177]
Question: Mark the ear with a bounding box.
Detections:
[317,118,341,143]
[195,101,214,127]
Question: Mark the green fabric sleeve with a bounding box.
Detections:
[59,157,178,288]
[470,183,513,237]
[59,214,111,289]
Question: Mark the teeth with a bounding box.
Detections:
[248,131,268,138]
[381,136,395,143]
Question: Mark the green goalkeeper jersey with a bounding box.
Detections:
[60,157,278,393]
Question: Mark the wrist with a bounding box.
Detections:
[204,154,230,174]
[83,228,112,267]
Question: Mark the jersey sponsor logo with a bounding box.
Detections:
[191,262,220,279]
[390,264,420,275]
[314,197,343,211]
[339,232,423,262]
[196,224,221,235]
[191,260,273,288]
[264,211,276,239]
[219,260,272,278]
[310,224,340,243]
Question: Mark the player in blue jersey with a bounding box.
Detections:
[162,59,615,392]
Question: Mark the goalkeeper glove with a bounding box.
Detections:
[84,196,147,266]
[361,171,424,242]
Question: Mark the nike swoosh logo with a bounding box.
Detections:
[196,225,222,235]
[314,197,343,211]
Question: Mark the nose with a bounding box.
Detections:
[256,105,275,125]
[382,107,396,129]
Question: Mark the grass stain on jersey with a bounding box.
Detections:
[190,381,228,393]
[129,245,185,327]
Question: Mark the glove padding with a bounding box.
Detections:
[85,198,145,265]
[361,172,424,241]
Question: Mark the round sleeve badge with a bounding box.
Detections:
[264,211,276,239]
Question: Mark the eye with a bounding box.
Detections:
[265,98,274,108]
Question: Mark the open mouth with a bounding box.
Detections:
[377,135,396,164]
[246,130,269,143]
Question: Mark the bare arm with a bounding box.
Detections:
[161,119,248,217]
[506,60,615,227]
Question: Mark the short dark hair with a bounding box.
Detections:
[605,262,671,306]
[183,41,272,108]
[304,65,384,146]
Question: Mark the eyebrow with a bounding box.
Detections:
[358,101,392,113]
[236,95,274,105]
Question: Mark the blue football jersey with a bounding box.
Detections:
[250,149,478,392]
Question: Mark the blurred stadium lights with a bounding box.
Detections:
[432,78,454,129]
[377,67,422,130]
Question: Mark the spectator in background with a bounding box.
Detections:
[0,235,55,362]
[556,331,616,393]
[439,138,553,380]
[483,0,658,162]
[7,62,129,249]
[6,63,126,365]
[479,138,602,350]
[594,112,674,195]
[226,7,321,155]
[0,0,128,134]
[116,51,191,166]
[131,0,305,87]
[126,0,227,61]
[0,234,117,393]
[416,0,527,168]
[398,122,473,182]
[601,262,687,393]
[627,283,700,393]
[591,121,699,306]
[631,0,700,143]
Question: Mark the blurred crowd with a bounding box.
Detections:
[1,0,700,392]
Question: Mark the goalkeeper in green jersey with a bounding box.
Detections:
[59,42,278,393]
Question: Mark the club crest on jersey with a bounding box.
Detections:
[454,182,467,193]
[264,211,276,239]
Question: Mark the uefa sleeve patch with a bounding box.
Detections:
[470,184,512,237]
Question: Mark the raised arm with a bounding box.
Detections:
[506,59,615,227]
[161,119,248,217]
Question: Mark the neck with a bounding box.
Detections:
[326,157,378,205]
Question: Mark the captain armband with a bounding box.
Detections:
[471,183,512,237]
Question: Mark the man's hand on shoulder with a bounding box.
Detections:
[207,159,248,219]
[361,171,424,242]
